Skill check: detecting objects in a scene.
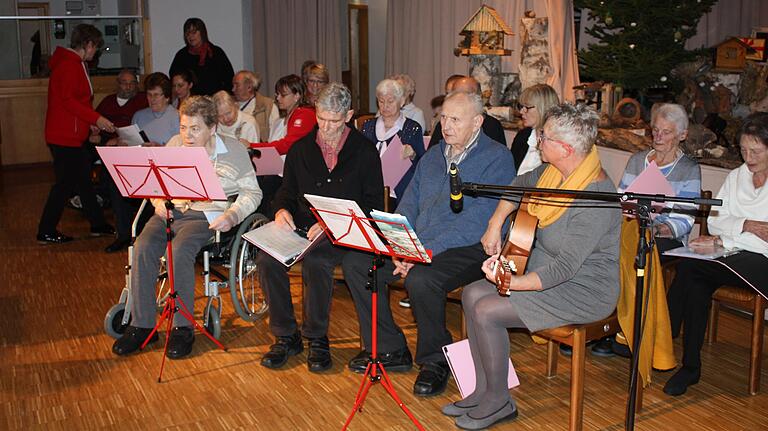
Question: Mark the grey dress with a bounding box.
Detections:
[508,164,621,332]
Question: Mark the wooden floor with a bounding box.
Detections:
[1,165,767,431]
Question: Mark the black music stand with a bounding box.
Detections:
[97,146,228,382]
[308,202,428,431]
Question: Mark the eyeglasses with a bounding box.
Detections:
[651,127,677,137]
[307,79,328,85]
[517,102,535,111]
[537,132,572,152]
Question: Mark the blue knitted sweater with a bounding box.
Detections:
[396,132,516,256]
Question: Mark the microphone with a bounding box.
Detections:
[449,163,463,213]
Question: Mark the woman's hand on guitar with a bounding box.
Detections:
[481,227,502,256]
[481,254,500,282]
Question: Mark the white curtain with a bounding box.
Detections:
[686,0,768,49]
[385,0,580,115]
[251,0,343,96]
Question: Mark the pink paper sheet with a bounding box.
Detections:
[623,161,675,217]
[97,146,226,200]
[443,339,520,399]
[380,135,413,190]
[250,146,284,176]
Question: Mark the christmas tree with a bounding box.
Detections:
[576,0,716,96]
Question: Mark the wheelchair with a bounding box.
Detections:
[104,199,270,340]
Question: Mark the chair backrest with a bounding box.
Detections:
[383,186,391,212]
[355,114,375,130]
[697,190,713,236]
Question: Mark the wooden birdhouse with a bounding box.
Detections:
[454,4,514,56]
[714,37,756,71]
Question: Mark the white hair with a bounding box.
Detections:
[651,103,689,134]
[315,82,352,113]
[444,91,484,116]
[376,79,405,102]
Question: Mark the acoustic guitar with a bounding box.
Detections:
[492,197,538,293]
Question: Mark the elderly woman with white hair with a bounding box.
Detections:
[391,73,427,132]
[446,103,621,429]
[212,90,259,145]
[362,78,424,199]
[588,103,701,364]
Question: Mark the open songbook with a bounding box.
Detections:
[241,221,324,266]
[663,245,742,260]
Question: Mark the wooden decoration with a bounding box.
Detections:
[454,5,514,57]
[714,37,756,71]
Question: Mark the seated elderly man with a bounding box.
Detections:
[428,76,507,149]
[342,91,515,397]
[258,83,384,373]
[213,90,259,145]
[111,96,262,359]
[232,70,277,142]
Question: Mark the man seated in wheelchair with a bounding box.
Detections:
[112,95,262,359]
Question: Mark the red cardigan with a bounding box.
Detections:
[45,47,100,147]
[250,106,316,155]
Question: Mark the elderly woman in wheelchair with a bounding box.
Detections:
[111,96,262,359]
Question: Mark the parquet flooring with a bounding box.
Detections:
[1,166,767,430]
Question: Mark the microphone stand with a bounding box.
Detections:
[461,181,721,431]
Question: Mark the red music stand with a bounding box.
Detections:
[97,146,228,382]
[308,200,429,431]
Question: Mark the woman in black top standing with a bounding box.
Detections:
[169,18,234,96]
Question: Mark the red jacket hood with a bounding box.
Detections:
[49,46,82,72]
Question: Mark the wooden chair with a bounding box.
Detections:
[534,313,637,431]
[698,193,765,395]
[354,113,375,131]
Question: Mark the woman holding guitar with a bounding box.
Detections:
[444,104,622,430]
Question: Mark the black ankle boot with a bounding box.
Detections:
[261,332,303,369]
[307,336,332,372]
[663,366,701,396]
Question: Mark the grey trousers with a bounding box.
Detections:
[256,238,347,339]
[130,210,213,328]
[342,243,487,364]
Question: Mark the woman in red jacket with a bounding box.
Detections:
[249,74,316,216]
[37,24,116,244]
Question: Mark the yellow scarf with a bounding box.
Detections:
[616,219,676,387]
[527,146,602,227]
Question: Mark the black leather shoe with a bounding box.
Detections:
[611,338,632,358]
[166,326,195,359]
[261,332,303,369]
[112,326,158,356]
[663,366,701,396]
[559,344,572,356]
[90,224,116,237]
[307,336,332,372]
[591,336,615,357]
[413,361,451,397]
[348,346,413,373]
[105,238,130,253]
[36,231,74,245]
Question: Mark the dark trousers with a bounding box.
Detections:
[130,210,213,328]
[255,175,282,218]
[108,177,152,241]
[257,238,346,339]
[342,243,487,364]
[38,144,107,234]
[667,252,766,369]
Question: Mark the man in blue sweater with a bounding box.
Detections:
[342,91,516,396]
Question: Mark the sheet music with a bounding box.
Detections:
[304,194,388,253]
[370,210,431,263]
[242,221,323,266]
[663,245,742,260]
[116,124,145,146]
[380,135,412,193]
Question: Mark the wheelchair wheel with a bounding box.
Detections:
[204,303,221,340]
[104,302,131,339]
[228,213,270,321]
